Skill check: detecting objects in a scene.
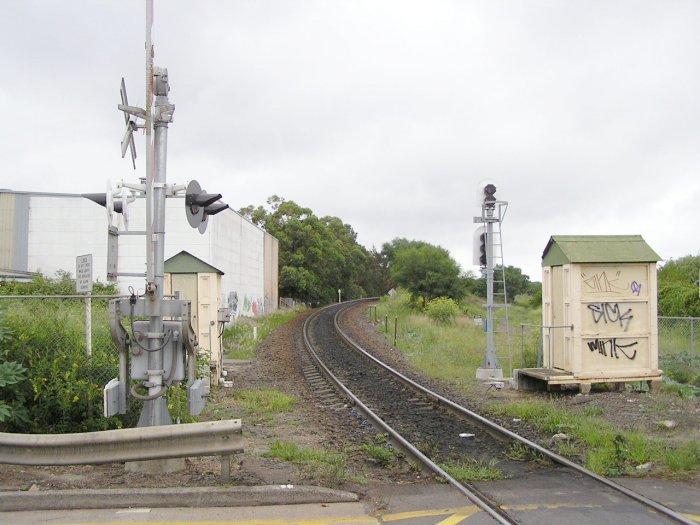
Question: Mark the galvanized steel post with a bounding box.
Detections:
[138,66,175,428]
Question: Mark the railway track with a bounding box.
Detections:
[302,300,694,525]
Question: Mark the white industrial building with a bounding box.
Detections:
[0,189,279,319]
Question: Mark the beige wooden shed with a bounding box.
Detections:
[517,235,663,393]
[164,251,225,385]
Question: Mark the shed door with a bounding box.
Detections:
[171,273,198,337]
[551,266,567,370]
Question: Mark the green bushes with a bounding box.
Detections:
[0,273,123,433]
[425,297,460,324]
[1,299,122,433]
[0,359,29,426]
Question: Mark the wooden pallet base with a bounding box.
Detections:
[514,368,663,394]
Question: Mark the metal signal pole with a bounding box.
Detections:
[138,67,175,427]
[475,184,504,381]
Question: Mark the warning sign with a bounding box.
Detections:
[76,254,93,294]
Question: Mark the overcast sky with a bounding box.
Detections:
[2,1,698,281]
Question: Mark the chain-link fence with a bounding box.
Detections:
[0,295,128,433]
[658,316,698,382]
[518,317,699,375]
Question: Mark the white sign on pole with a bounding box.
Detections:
[76,254,93,357]
[76,254,93,293]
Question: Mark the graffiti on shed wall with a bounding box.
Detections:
[579,264,652,367]
[580,265,648,299]
[227,291,267,318]
[587,338,638,360]
[587,302,634,331]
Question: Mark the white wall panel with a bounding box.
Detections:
[15,192,275,317]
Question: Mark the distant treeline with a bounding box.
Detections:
[238,196,539,307]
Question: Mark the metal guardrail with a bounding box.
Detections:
[0,420,243,476]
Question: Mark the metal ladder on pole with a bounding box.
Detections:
[489,210,513,376]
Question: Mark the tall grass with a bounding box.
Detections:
[223,308,302,360]
[374,289,541,380]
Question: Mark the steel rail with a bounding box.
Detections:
[302,301,516,525]
[333,302,695,525]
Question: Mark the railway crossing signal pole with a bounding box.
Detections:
[110,2,176,428]
[474,184,505,381]
[105,1,229,436]
[139,67,175,427]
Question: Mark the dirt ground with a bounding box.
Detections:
[1,306,698,494]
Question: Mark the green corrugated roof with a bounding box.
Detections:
[542,235,660,267]
[164,251,224,275]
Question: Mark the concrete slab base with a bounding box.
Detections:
[475,367,503,381]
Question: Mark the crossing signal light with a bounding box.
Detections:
[483,183,496,203]
[83,193,123,214]
[473,226,487,267]
[185,180,229,233]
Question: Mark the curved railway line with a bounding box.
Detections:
[302,300,694,525]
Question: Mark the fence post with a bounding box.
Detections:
[85,297,92,357]
[394,317,398,346]
[692,318,696,368]
[520,325,524,367]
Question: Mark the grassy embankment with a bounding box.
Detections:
[216,294,699,481]
[374,290,700,479]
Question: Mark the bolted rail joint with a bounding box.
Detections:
[0,420,243,480]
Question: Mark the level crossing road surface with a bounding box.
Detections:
[2,481,700,525]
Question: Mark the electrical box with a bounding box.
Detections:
[103,377,126,417]
[217,307,231,324]
[130,320,186,381]
[188,378,209,416]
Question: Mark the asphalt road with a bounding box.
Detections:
[2,479,699,525]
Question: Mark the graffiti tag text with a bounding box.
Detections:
[587,338,638,360]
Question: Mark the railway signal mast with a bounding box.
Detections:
[474,184,508,381]
[103,0,228,433]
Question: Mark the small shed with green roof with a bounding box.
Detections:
[517,235,663,393]
[164,251,226,384]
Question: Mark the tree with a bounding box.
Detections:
[239,196,386,305]
[459,265,540,300]
[384,239,463,306]
[502,265,535,298]
[657,255,700,317]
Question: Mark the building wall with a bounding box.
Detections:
[27,194,107,281]
[1,190,277,318]
[264,232,279,313]
[0,192,30,274]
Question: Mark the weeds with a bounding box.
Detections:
[233,387,296,421]
[440,459,505,482]
[360,434,397,468]
[506,441,550,465]
[263,440,348,485]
